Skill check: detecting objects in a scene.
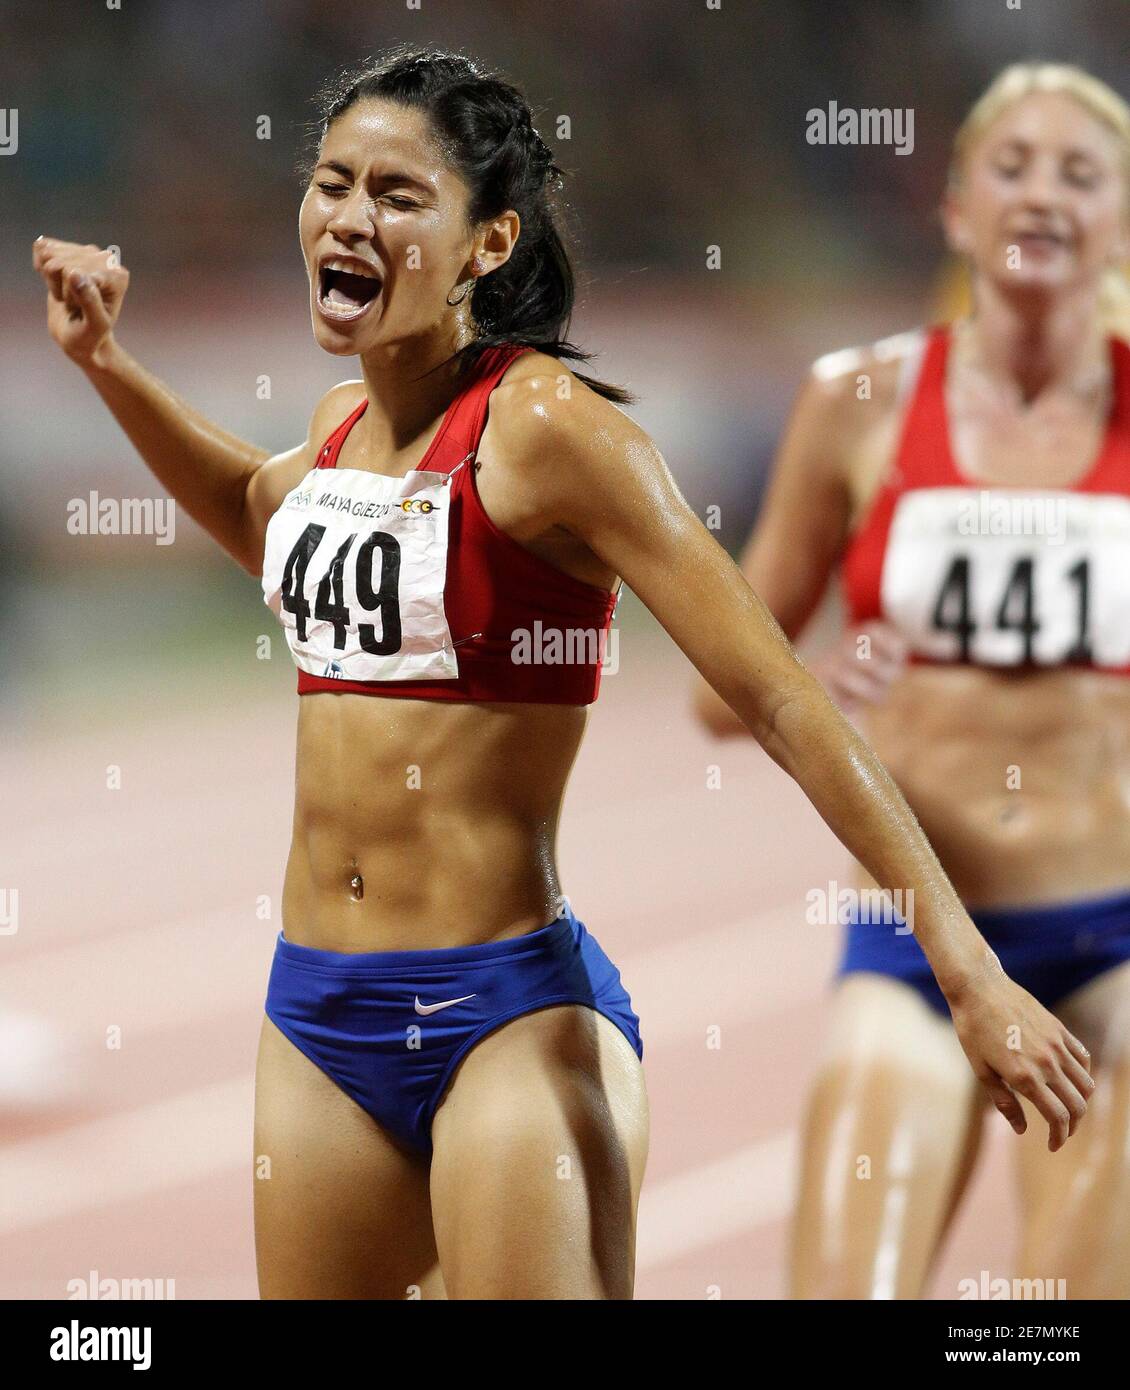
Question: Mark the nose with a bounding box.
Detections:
[1017,155,1062,213]
[326,189,376,242]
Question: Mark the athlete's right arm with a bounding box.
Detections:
[33,235,357,576]
[692,365,858,736]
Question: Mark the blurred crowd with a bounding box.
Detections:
[3,0,1129,698]
[4,0,1128,295]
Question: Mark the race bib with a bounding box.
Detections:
[881,487,1130,667]
[262,464,461,681]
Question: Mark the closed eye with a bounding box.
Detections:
[316,185,417,209]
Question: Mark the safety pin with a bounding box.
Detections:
[442,450,476,485]
[450,631,484,648]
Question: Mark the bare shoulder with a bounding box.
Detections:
[307,378,367,451]
[488,349,658,484]
[242,379,368,573]
[792,330,928,527]
[802,328,926,424]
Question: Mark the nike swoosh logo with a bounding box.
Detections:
[414,993,477,1016]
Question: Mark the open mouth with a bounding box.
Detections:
[1012,230,1070,252]
[317,259,383,321]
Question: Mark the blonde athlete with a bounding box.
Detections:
[697,64,1130,1300]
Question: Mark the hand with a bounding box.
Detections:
[32,235,129,367]
[814,620,908,720]
[946,956,1094,1151]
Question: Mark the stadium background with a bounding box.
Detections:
[2,0,1127,1298]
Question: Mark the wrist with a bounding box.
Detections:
[937,943,1004,1007]
[76,335,123,376]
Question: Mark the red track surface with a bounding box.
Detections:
[0,629,1020,1299]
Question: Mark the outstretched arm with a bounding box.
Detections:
[504,379,1094,1151]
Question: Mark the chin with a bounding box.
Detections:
[988,265,1078,306]
[312,328,363,356]
[310,311,370,356]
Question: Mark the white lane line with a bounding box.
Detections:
[1,1063,796,1280]
[636,1129,797,1271]
[1,907,273,1033]
[0,1076,252,1235]
[616,902,829,1049]
[4,892,828,1047]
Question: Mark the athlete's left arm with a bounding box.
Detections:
[507,384,1094,1150]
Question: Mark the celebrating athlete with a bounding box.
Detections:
[38,48,1092,1300]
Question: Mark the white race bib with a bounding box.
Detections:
[262,464,461,681]
[881,487,1130,667]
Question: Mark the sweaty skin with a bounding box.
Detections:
[33,224,1094,1154]
[33,81,1099,1303]
[695,322,1130,1299]
[693,79,1130,1298]
[696,331,1130,909]
[267,359,621,952]
[863,663,1130,908]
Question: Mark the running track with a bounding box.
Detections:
[0,607,1020,1299]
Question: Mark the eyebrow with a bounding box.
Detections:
[315,159,435,192]
[992,139,1103,165]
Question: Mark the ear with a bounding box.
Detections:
[1110,213,1130,268]
[475,210,520,277]
[941,186,973,258]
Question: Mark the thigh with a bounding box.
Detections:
[428,1005,649,1300]
[1014,961,1130,1299]
[790,975,985,1300]
[254,1015,445,1300]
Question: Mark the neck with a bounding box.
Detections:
[356,318,479,453]
[961,278,1107,404]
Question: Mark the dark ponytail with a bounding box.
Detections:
[300,45,636,405]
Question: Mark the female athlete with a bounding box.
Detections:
[37,48,1091,1300]
[696,63,1130,1300]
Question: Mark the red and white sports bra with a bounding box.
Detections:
[841,325,1130,672]
[261,343,618,703]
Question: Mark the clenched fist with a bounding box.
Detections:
[32,236,130,368]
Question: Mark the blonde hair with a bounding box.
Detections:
[937,62,1130,338]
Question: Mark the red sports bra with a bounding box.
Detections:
[261,343,618,703]
[841,325,1130,672]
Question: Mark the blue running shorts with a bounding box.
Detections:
[264,901,643,1155]
[837,886,1130,1017]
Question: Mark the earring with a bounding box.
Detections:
[446,256,485,306]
